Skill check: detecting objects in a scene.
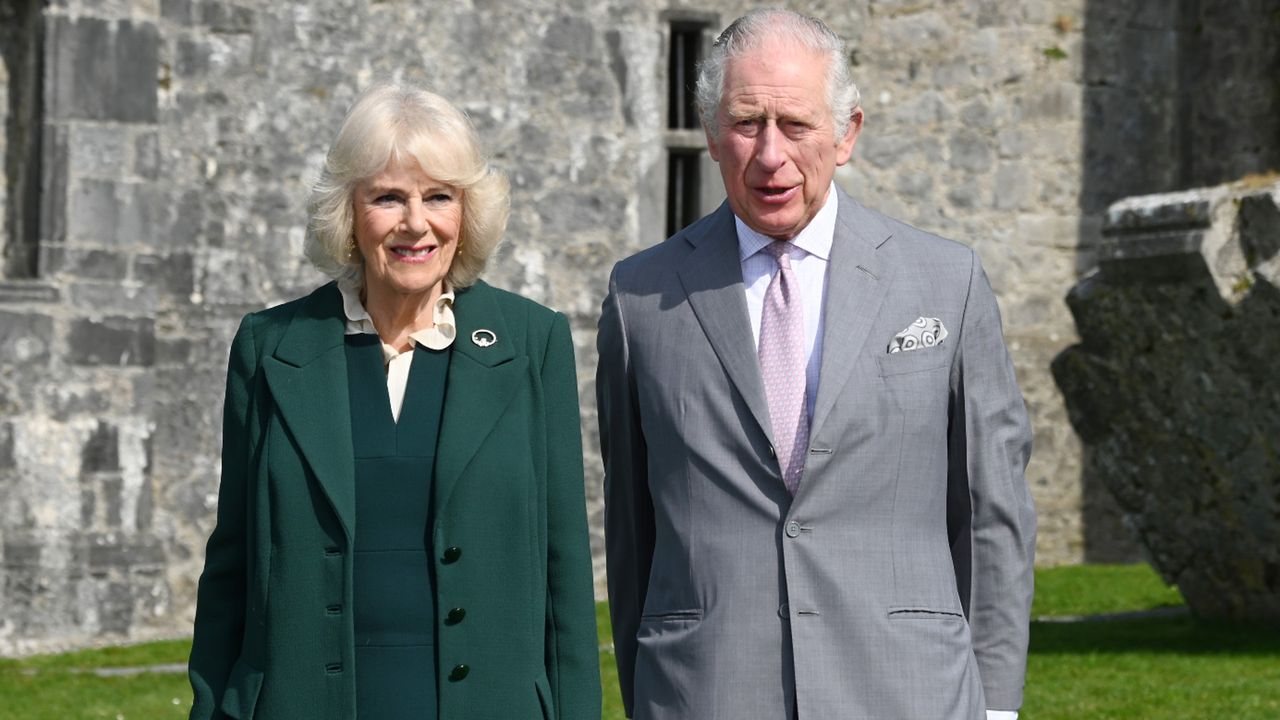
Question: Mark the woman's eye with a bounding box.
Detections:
[374,194,399,204]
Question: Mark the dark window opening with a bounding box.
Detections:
[668,22,705,130]
[1,0,44,278]
[666,149,701,237]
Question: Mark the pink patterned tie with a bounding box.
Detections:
[758,241,808,495]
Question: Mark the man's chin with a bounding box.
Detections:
[743,210,804,240]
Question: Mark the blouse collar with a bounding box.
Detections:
[336,277,457,356]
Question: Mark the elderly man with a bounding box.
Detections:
[598,8,1036,720]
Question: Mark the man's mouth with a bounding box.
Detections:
[754,185,798,202]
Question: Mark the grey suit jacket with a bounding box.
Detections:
[597,187,1036,720]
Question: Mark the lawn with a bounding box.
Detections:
[1,564,1275,719]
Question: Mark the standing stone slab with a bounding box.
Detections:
[1053,180,1280,622]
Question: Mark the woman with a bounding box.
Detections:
[188,84,601,720]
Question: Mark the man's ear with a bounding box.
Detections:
[835,108,864,166]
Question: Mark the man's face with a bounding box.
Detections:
[706,40,861,240]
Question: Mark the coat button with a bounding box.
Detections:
[442,546,462,564]
[446,607,466,625]
[778,602,789,619]
[785,521,801,538]
[449,664,470,681]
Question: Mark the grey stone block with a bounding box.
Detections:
[0,422,13,470]
[175,37,211,77]
[2,541,42,568]
[41,248,129,281]
[96,580,133,633]
[81,422,121,474]
[68,125,131,179]
[68,317,156,367]
[40,123,70,246]
[543,15,595,55]
[67,282,157,316]
[134,252,196,298]
[160,0,195,25]
[0,311,53,365]
[47,17,159,123]
[67,179,120,244]
[948,129,993,173]
[134,132,161,180]
[87,536,165,571]
[201,1,255,33]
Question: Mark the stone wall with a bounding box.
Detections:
[0,0,1276,652]
[1053,179,1280,622]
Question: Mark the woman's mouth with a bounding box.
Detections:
[390,245,437,261]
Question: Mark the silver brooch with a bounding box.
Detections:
[471,329,497,347]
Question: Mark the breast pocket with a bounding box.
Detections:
[877,349,951,422]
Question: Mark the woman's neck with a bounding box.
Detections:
[361,284,443,353]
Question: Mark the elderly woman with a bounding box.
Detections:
[187,84,601,720]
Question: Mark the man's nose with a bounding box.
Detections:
[753,124,786,171]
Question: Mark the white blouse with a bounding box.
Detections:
[337,279,457,422]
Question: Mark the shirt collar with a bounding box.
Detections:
[736,181,839,262]
[336,277,457,355]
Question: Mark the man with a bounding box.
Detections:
[597,9,1036,720]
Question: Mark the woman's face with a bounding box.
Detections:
[353,158,462,307]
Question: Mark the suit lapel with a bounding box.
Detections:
[262,283,357,540]
[810,188,894,441]
[678,204,775,445]
[433,282,526,517]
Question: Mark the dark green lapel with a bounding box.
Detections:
[261,282,356,540]
[433,281,528,517]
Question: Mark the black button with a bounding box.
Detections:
[449,664,470,681]
[442,546,462,564]
[446,607,466,625]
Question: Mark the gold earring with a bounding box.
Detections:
[347,235,358,259]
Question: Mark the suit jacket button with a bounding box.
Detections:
[768,445,776,457]
[446,607,466,625]
[785,521,801,538]
[449,664,470,681]
[442,546,462,564]
[778,602,789,619]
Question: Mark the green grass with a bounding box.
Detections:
[1031,562,1184,617]
[2,565,1276,719]
[0,640,191,720]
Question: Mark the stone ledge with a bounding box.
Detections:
[0,280,60,304]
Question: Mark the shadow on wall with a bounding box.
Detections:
[1074,0,1280,563]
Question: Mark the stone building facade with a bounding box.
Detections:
[0,0,1276,652]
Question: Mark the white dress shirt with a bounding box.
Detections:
[738,184,837,424]
[337,278,456,422]
[736,187,1019,720]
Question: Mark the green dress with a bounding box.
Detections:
[345,335,449,719]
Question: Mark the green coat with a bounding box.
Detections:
[188,281,601,720]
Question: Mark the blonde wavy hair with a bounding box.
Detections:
[305,83,509,289]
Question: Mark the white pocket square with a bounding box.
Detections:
[887,317,948,353]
